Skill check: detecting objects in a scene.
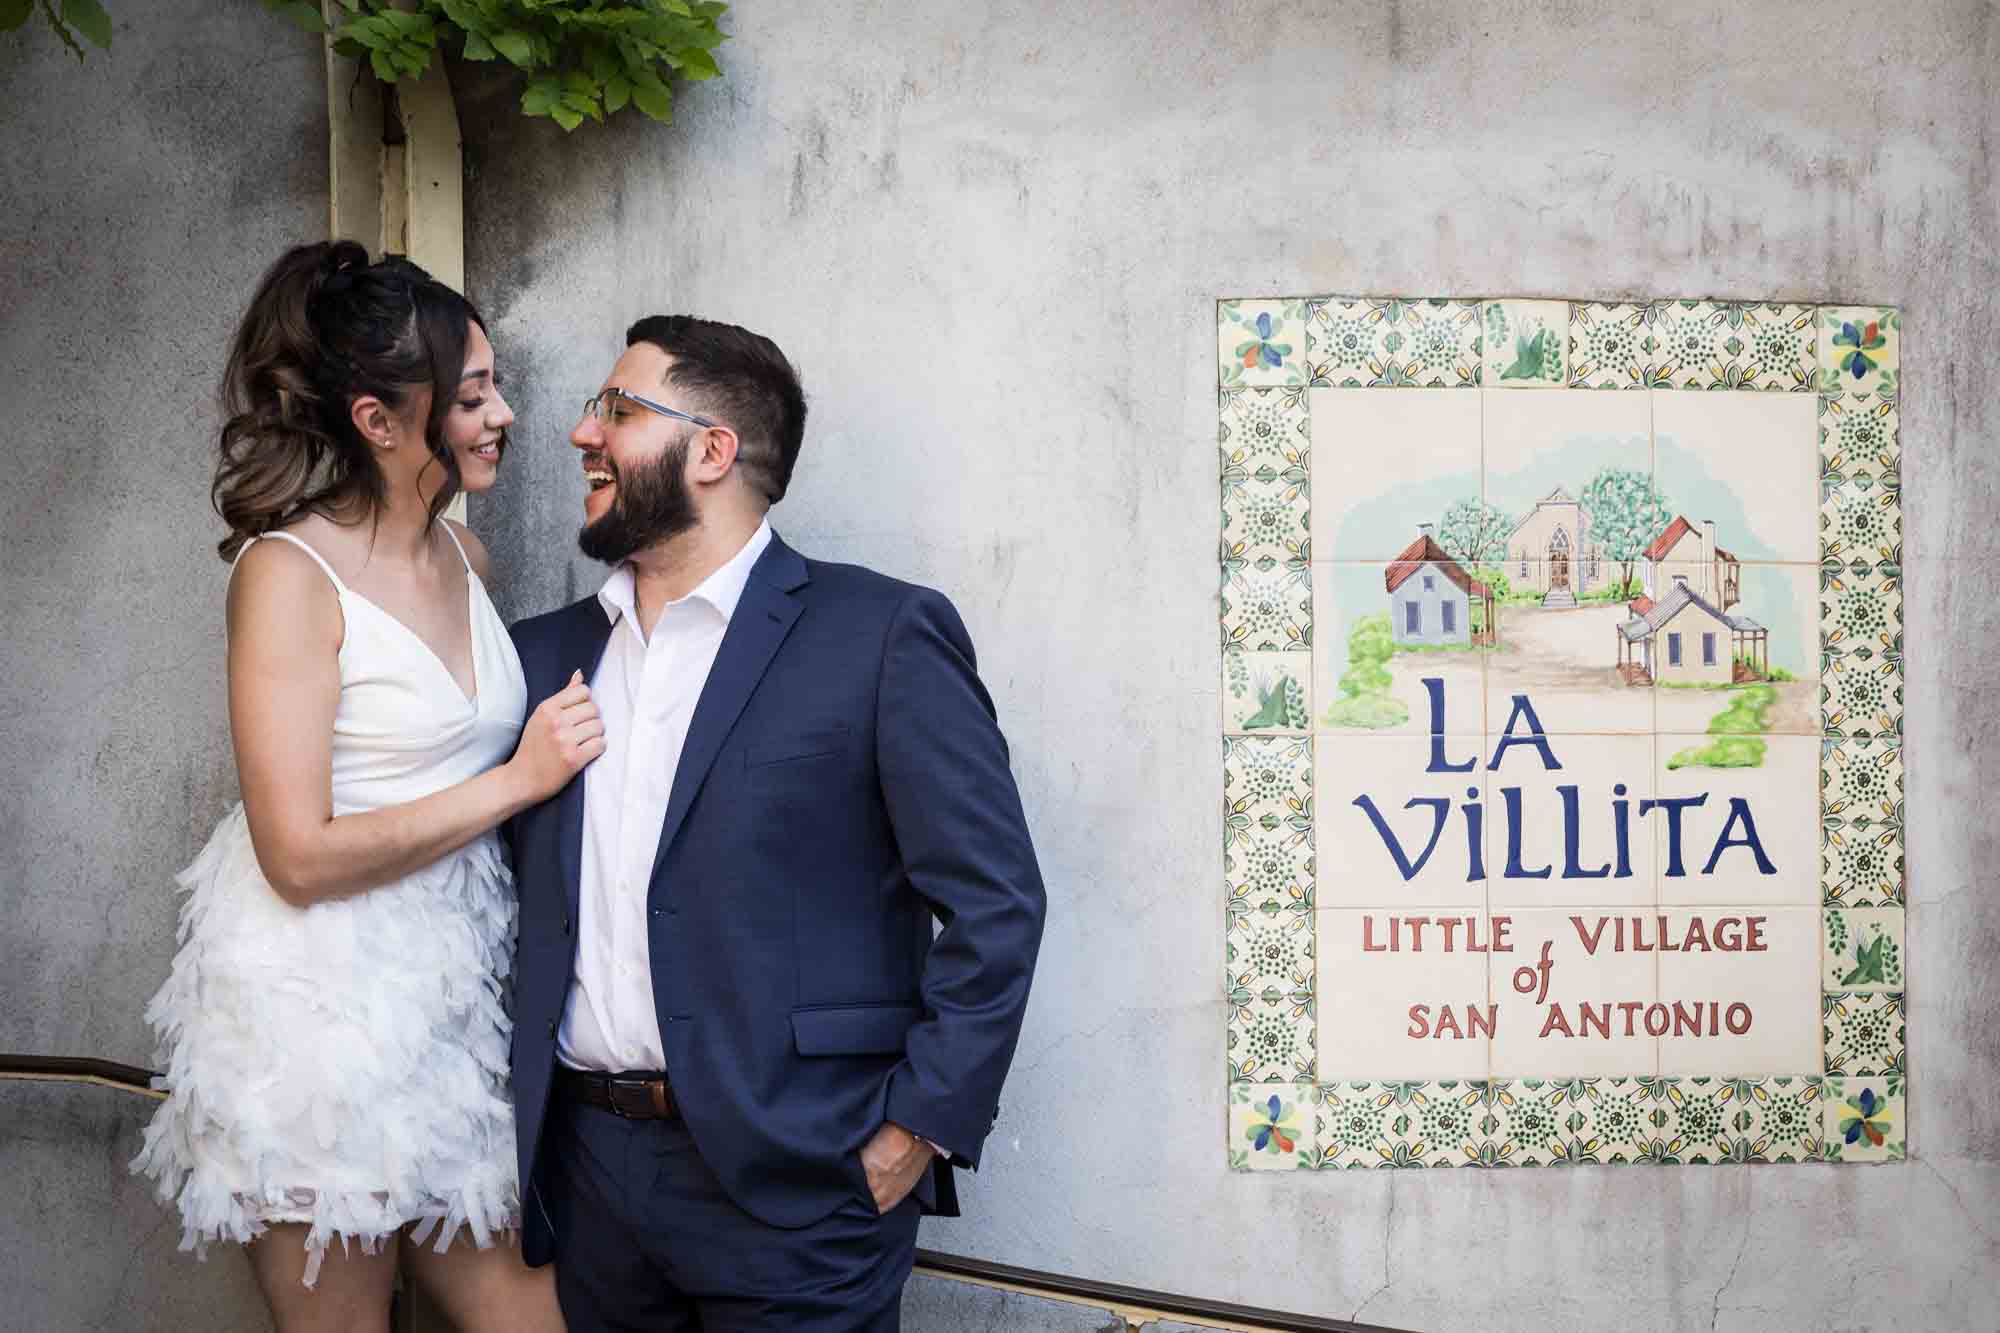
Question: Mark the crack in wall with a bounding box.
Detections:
[1349,1173,1396,1324]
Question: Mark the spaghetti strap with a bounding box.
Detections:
[239,530,349,594]
[438,520,475,577]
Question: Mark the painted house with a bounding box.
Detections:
[1387,526,1495,647]
[1503,486,1603,606]
[1640,515,1742,609]
[1616,576,1768,686]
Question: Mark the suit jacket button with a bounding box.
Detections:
[546,1019,557,1039]
[562,914,571,936]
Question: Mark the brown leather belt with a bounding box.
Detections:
[554,1066,680,1120]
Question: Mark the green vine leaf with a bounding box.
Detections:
[490,27,533,67]
[1,0,36,30]
[259,0,327,35]
[58,0,109,48]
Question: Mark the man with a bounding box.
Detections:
[505,316,1046,1331]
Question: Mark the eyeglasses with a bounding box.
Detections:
[580,386,718,430]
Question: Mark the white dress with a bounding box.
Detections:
[131,526,530,1286]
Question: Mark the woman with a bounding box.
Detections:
[132,241,592,1331]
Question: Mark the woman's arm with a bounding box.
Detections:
[227,539,600,907]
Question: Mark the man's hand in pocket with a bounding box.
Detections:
[858,1121,935,1214]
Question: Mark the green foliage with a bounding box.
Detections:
[305,0,727,130]
[1323,613,1410,729]
[1339,613,1395,697]
[1707,683,1776,735]
[1580,576,1641,603]
[1436,497,1514,567]
[1738,655,1796,682]
[10,0,729,129]
[1470,563,1510,602]
[1665,734,1766,770]
[1665,682,1776,768]
[1579,466,1674,589]
[3,0,112,60]
[1323,693,1410,729]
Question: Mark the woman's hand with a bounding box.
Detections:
[509,671,606,801]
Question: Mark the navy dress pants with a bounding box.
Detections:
[541,1098,922,1332]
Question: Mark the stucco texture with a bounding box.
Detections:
[1,1,1996,1330]
[459,4,1998,1330]
[0,1,325,1328]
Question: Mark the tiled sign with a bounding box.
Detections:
[1221,298,1905,1169]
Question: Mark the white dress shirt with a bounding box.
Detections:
[557,520,773,1073]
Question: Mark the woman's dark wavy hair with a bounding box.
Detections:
[212,240,496,560]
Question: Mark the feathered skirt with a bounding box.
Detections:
[131,804,520,1286]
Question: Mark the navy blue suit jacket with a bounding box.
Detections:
[505,533,1045,1264]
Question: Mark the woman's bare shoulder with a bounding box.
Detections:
[444,518,492,582]
[227,531,343,645]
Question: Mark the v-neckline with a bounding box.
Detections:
[340,569,483,710]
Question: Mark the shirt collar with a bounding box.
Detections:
[596,519,775,630]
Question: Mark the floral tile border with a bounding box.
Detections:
[1568,302,1649,389]
[1303,297,1483,388]
[1220,386,1311,577]
[1484,299,1569,387]
[1820,558,1902,658]
[1219,299,1310,387]
[1228,913,1316,1036]
[1824,1074,1905,1162]
[1823,991,1906,1076]
[1820,485,1902,566]
[1816,307,1901,401]
[1219,296,1906,1167]
[1221,563,1311,653]
[1824,907,1905,992]
[1648,301,1818,391]
[1224,736,1316,1084]
[1223,650,1311,734]
[1821,821,1905,908]
[1229,1082,1319,1170]
[1819,394,1901,491]
[1298,1076,1841,1166]
[1820,642,1903,741]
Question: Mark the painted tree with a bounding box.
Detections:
[1436,497,1515,567]
[1323,613,1408,729]
[1580,466,1673,595]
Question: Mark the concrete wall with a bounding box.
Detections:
[4,2,1997,1330]
[459,4,2000,1330]
[0,3,323,1328]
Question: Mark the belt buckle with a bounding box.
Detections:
[606,1076,666,1119]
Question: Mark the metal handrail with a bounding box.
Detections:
[2,1053,1411,1333]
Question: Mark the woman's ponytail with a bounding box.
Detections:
[211,241,374,560]
[210,240,485,561]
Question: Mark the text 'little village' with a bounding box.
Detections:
[1352,681,1777,1044]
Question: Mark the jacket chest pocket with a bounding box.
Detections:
[744,724,851,771]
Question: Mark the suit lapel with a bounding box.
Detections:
[648,536,809,890]
[555,598,616,923]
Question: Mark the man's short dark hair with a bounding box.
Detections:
[625,315,807,505]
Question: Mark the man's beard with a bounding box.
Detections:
[578,431,697,564]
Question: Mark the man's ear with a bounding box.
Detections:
[350,394,397,449]
[693,424,741,482]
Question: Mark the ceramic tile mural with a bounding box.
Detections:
[1220,296,1906,1169]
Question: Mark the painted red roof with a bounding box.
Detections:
[1385,534,1484,598]
[1643,516,1695,562]
[1629,595,1656,616]
[1644,516,1741,565]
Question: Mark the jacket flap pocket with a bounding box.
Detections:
[746,725,851,768]
[790,1004,919,1056]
